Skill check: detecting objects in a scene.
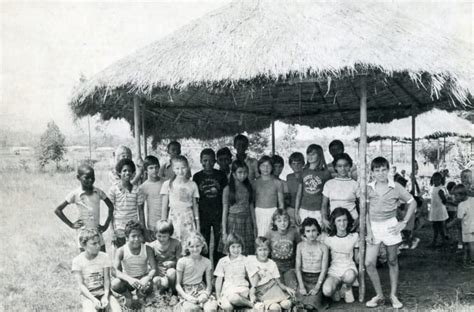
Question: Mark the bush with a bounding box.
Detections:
[36,121,66,169]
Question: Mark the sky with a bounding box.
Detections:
[0,0,472,138]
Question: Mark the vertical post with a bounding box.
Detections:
[391,139,394,164]
[141,103,147,156]
[411,107,416,194]
[271,120,276,155]
[87,116,92,162]
[133,95,142,159]
[358,76,367,302]
[443,137,446,162]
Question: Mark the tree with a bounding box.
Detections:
[279,125,298,157]
[248,129,270,155]
[419,140,454,170]
[36,121,66,169]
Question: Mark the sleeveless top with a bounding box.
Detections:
[429,186,448,221]
[301,241,324,273]
[122,244,148,278]
[229,183,251,214]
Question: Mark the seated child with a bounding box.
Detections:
[72,228,121,312]
[295,218,328,311]
[175,233,217,312]
[248,237,294,312]
[55,164,114,252]
[215,233,254,311]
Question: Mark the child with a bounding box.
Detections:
[217,147,233,179]
[109,145,143,186]
[271,155,291,210]
[248,237,294,312]
[161,156,200,249]
[295,218,328,311]
[365,157,416,309]
[254,156,284,236]
[327,140,358,180]
[215,233,254,311]
[295,144,331,226]
[322,208,359,304]
[159,141,191,180]
[457,184,474,266]
[286,152,305,226]
[461,169,473,195]
[265,209,301,289]
[174,233,217,312]
[148,220,182,293]
[448,184,469,250]
[234,134,259,181]
[109,159,145,248]
[428,172,449,247]
[55,164,114,252]
[112,221,157,300]
[221,160,257,256]
[72,228,121,312]
[139,155,163,236]
[321,153,360,230]
[193,148,228,265]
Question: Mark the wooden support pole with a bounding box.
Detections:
[133,96,142,160]
[358,76,367,302]
[141,103,147,156]
[411,107,416,194]
[391,139,394,164]
[271,120,276,155]
[443,137,446,162]
[87,116,92,162]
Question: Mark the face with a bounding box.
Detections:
[168,144,180,158]
[461,171,472,186]
[234,139,248,154]
[228,243,242,257]
[255,245,270,260]
[306,150,319,165]
[290,160,304,173]
[156,232,171,244]
[127,229,144,248]
[147,164,159,179]
[188,239,204,256]
[201,154,215,171]
[120,165,134,182]
[78,168,95,189]
[329,144,343,158]
[372,166,389,183]
[233,167,248,182]
[335,214,348,233]
[217,155,231,171]
[432,175,442,185]
[275,215,290,232]
[83,236,101,256]
[172,161,188,178]
[335,159,351,178]
[259,161,272,176]
[273,163,284,177]
[454,191,466,203]
[304,224,319,241]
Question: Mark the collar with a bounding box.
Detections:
[79,187,98,196]
[117,183,138,193]
[368,178,396,190]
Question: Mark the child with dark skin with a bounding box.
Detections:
[217,147,233,179]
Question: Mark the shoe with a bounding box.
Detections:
[458,243,464,250]
[390,295,403,309]
[410,237,420,249]
[343,286,355,303]
[331,289,341,302]
[366,295,385,308]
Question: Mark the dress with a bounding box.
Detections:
[323,233,358,279]
[214,255,250,299]
[429,186,448,222]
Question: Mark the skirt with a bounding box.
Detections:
[218,212,255,255]
[255,279,290,308]
[296,272,325,311]
[169,206,196,250]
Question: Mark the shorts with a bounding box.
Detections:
[218,286,249,303]
[462,232,474,243]
[299,209,322,225]
[255,207,277,237]
[328,264,357,280]
[369,217,402,246]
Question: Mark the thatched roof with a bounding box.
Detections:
[70,1,472,143]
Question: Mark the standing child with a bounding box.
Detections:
[109,159,145,248]
[55,164,114,252]
[193,148,228,265]
[461,169,473,195]
[159,141,191,181]
[139,156,163,237]
[217,147,233,180]
[174,233,217,312]
[254,156,284,236]
[322,208,359,304]
[295,218,328,311]
[220,160,257,255]
[286,152,305,227]
[234,134,259,181]
[365,157,416,309]
[429,172,449,247]
[327,140,358,180]
[109,145,143,186]
[271,155,291,210]
[295,144,332,226]
[72,229,121,312]
[248,237,294,312]
[215,233,254,311]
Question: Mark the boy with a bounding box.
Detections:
[327,140,358,180]
[159,141,191,180]
[365,157,416,309]
[72,228,121,311]
[193,148,228,265]
[139,156,163,237]
[112,221,157,298]
[55,164,114,252]
[234,134,259,180]
[461,169,473,196]
[286,152,304,226]
[272,154,291,209]
[109,159,145,248]
[217,147,232,179]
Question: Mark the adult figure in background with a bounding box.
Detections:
[327,140,358,181]
[234,134,259,181]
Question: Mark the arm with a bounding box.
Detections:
[276,181,284,209]
[221,186,229,238]
[321,195,330,229]
[138,203,146,228]
[310,244,329,295]
[294,184,303,225]
[101,198,115,232]
[139,246,157,286]
[131,158,144,185]
[295,243,307,295]
[175,265,198,303]
[161,195,169,221]
[201,262,213,302]
[100,267,112,308]
[250,202,258,238]
[438,189,448,205]
[193,197,200,233]
[54,201,81,229]
[249,273,259,302]
[390,198,417,235]
[215,276,224,299]
[73,271,102,309]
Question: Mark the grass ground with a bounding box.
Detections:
[1,162,473,311]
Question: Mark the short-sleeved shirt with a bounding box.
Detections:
[109,184,144,230]
[193,169,228,219]
[72,252,112,296]
[65,187,107,228]
[300,168,332,211]
[176,256,211,285]
[139,180,164,230]
[160,179,199,212]
[328,163,358,181]
[322,178,360,213]
[148,238,182,276]
[323,233,359,270]
[458,197,474,235]
[286,173,301,208]
[246,255,280,286]
[367,179,413,222]
[265,227,301,272]
[214,255,250,291]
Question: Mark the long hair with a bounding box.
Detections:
[183,232,208,256]
[328,207,354,236]
[228,160,253,206]
[169,155,189,189]
[270,208,291,231]
[305,144,327,170]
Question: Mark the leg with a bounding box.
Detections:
[322,276,341,297]
[267,303,282,312]
[341,269,357,285]
[182,301,200,312]
[227,293,253,308]
[386,244,400,297]
[218,297,234,312]
[111,278,129,294]
[107,295,122,312]
[81,295,97,312]
[279,299,292,310]
[203,298,218,312]
[468,242,474,262]
[282,269,298,289]
[365,243,384,297]
[166,268,177,289]
[212,218,224,263]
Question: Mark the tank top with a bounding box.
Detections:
[122,244,148,278]
[301,242,323,273]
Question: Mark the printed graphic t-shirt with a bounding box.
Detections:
[72,252,112,296]
[300,168,332,211]
[193,169,228,219]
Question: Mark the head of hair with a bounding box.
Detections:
[183,232,208,256]
[271,209,291,231]
[114,145,132,162]
[143,155,160,171]
[115,158,136,175]
[461,169,472,175]
[155,220,174,235]
[453,183,468,198]
[223,232,245,254]
[305,144,327,169]
[328,207,354,236]
[200,148,215,160]
[77,164,94,176]
[332,153,353,170]
[430,172,445,186]
[228,160,253,206]
[329,140,344,151]
[124,220,144,237]
[254,236,271,250]
[169,155,190,188]
[233,134,249,147]
[217,147,232,158]
[78,228,100,247]
[370,156,390,171]
[394,173,408,187]
[167,141,181,153]
[271,155,284,166]
[258,155,273,174]
[288,152,305,165]
[300,217,321,236]
[446,181,456,192]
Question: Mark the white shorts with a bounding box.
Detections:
[299,209,322,226]
[370,217,402,246]
[255,207,277,237]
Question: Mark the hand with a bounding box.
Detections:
[366,232,375,244]
[285,287,296,298]
[92,297,102,309]
[139,276,151,288]
[351,218,360,231]
[72,220,84,229]
[98,224,107,233]
[388,221,406,235]
[308,286,320,295]
[128,277,142,289]
[100,295,109,308]
[295,213,301,226]
[186,294,199,304]
[322,218,331,230]
[299,287,307,295]
[249,289,256,303]
[197,293,208,304]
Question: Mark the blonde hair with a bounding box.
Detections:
[114,145,132,163]
[183,233,208,256]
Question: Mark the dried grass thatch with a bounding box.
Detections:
[70,1,473,143]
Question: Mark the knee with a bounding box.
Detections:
[183,303,199,312]
[365,259,377,270]
[342,270,357,284]
[227,293,241,304]
[166,268,177,279]
[280,299,292,310]
[387,254,398,267]
[111,278,123,292]
[268,303,282,312]
[219,301,234,311]
[322,282,334,297]
[204,300,218,312]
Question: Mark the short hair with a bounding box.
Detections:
[332,152,353,169]
[271,155,284,166]
[124,220,144,238]
[200,148,216,159]
[446,181,456,192]
[258,155,273,174]
[453,184,468,197]
[328,207,354,236]
[217,147,232,158]
[183,233,208,256]
[223,232,245,254]
[115,158,136,175]
[461,169,472,174]
[234,134,249,147]
[271,209,291,231]
[77,164,94,177]
[114,145,132,162]
[430,172,445,186]
[155,220,174,236]
[300,217,321,236]
[167,141,181,153]
[143,155,160,171]
[288,152,304,165]
[78,228,100,247]
[370,156,389,171]
[254,236,271,250]
[329,140,344,150]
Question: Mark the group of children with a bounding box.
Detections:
[55,134,474,311]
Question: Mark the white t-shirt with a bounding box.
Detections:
[160,179,199,212]
[71,252,112,296]
[214,255,250,291]
[458,197,474,235]
[323,233,359,271]
[322,178,360,213]
[246,255,280,287]
[139,180,164,229]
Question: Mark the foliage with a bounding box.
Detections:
[278,125,298,157]
[248,129,270,155]
[419,140,455,170]
[36,121,66,169]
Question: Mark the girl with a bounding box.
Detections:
[322,208,359,304]
[265,209,301,289]
[220,160,257,255]
[214,233,254,311]
[295,218,328,311]
[248,237,294,312]
[253,156,284,236]
[175,233,217,312]
[429,172,449,247]
[322,153,360,230]
[161,156,200,249]
[295,144,332,226]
